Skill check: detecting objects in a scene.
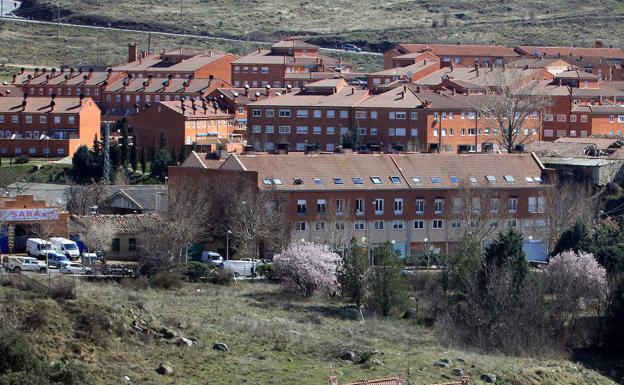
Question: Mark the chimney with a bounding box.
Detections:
[11,74,16,83]
[21,96,27,111]
[594,39,604,48]
[34,67,39,77]
[474,62,479,77]
[183,81,189,91]
[49,100,56,112]
[287,84,292,93]
[147,74,153,84]
[128,43,138,63]
[88,68,93,79]
[351,87,355,95]
[502,63,506,71]
[26,74,32,84]
[244,84,250,97]
[265,84,271,96]
[107,68,113,79]
[416,85,421,93]
[208,50,212,57]
[20,67,25,74]
[254,91,261,101]
[452,88,456,95]
[79,93,85,105]
[51,68,57,77]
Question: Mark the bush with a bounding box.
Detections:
[149,271,184,290]
[49,360,94,385]
[50,281,75,300]
[14,155,29,164]
[256,263,279,282]
[210,269,234,285]
[183,262,214,283]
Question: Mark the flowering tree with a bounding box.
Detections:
[543,251,609,334]
[273,242,340,297]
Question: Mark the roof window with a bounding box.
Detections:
[390,176,401,184]
[534,176,543,183]
[486,175,496,184]
[371,176,382,184]
[450,176,460,184]
[525,176,534,183]
[333,177,344,185]
[469,176,478,183]
[352,177,363,185]
[262,178,273,186]
[431,177,441,184]
[272,178,283,185]
[313,178,322,185]
[504,175,515,183]
[412,177,422,184]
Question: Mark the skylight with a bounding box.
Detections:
[533,176,543,183]
[262,178,273,185]
[450,176,460,184]
[313,178,322,185]
[352,177,363,185]
[333,177,344,185]
[486,175,496,184]
[525,176,534,183]
[504,175,515,182]
[390,176,401,184]
[431,177,441,184]
[371,176,382,184]
[469,176,478,183]
[273,178,283,185]
[412,177,422,184]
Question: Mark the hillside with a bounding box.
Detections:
[0,279,618,385]
[15,0,624,50]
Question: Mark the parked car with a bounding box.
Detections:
[201,251,224,266]
[4,256,46,273]
[223,259,264,278]
[60,263,92,275]
[342,43,362,52]
[26,238,53,258]
[49,237,80,260]
[47,251,70,268]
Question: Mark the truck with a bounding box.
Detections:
[26,238,53,258]
[222,259,263,278]
[2,256,47,273]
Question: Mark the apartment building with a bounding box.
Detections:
[113,43,237,81]
[11,67,124,105]
[367,59,441,91]
[132,99,235,154]
[170,152,552,259]
[101,76,231,117]
[0,95,100,157]
[384,43,520,69]
[231,39,352,88]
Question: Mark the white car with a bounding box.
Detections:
[5,256,46,273]
[60,263,91,275]
[49,237,80,260]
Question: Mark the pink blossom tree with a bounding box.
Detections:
[273,242,340,297]
[543,251,609,333]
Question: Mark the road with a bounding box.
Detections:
[0,13,382,56]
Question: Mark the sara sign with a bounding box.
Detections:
[0,209,59,222]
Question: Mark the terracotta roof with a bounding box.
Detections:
[248,86,368,107]
[416,66,546,88]
[158,100,231,118]
[532,80,624,97]
[0,85,21,97]
[526,139,624,160]
[397,43,519,58]
[212,87,294,105]
[219,153,545,191]
[604,81,624,91]
[105,77,231,94]
[0,96,93,114]
[508,57,573,69]
[516,46,624,60]
[355,85,471,109]
[181,152,225,169]
[272,39,319,50]
[571,104,624,114]
[554,69,601,80]
[369,59,439,77]
[71,214,164,235]
[232,51,341,66]
[113,52,235,72]
[13,70,111,87]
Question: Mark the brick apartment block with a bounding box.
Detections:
[0,95,100,157]
[231,39,353,89]
[171,151,552,259]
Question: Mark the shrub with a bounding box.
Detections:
[50,281,75,300]
[273,242,339,297]
[14,155,29,164]
[149,271,184,290]
[183,262,214,283]
[366,242,409,316]
[256,263,279,282]
[210,269,234,285]
[49,360,94,385]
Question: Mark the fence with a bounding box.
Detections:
[0,269,77,300]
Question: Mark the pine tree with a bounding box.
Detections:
[337,238,370,308]
[140,146,147,174]
[179,144,187,164]
[159,132,167,151]
[170,147,177,166]
[129,136,138,172]
[366,242,409,316]
[482,229,528,293]
[109,142,121,169]
[72,145,94,184]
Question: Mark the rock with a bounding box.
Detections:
[156,362,173,376]
[441,374,451,380]
[160,328,177,339]
[438,358,451,364]
[339,350,357,361]
[258,355,267,360]
[456,358,466,364]
[213,343,228,352]
[480,374,496,383]
[403,308,418,319]
[287,358,293,362]
[452,368,464,376]
[435,360,451,368]
[370,359,384,366]
[177,337,194,347]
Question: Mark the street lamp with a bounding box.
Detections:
[423,237,430,270]
[226,230,232,261]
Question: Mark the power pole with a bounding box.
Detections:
[103,122,110,182]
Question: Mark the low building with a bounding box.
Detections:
[0,95,101,157]
[384,43,520,69]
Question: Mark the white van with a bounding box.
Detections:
[49,237,80,260]
[26,238,53,258]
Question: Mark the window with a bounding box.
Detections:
[327,110,335,118]
[352,177,362,184]
[415,199,425,214]
[279,109,291,117]
[452,197,463,213]
[619,116,624,123]
[336,199,345,214]
[296,126,308,134]
[340,110,348,119]
[261,67,269,74]
[450,176,460,184]
[557,114,567,122]
[508,218,517,228]
[333,177,344,185]
[431,177,441,184]
[374,220,385,230]
[486,175,496,184]
[295,222,306,231]
[490,198,500,213]
[234,66,240,73]
[432,219,444,229]
[570,115,577,123]
[28,147,36,154]
[395,128,406,136]
[392,220,404,230]
[317,199,327,214]
[25,115,32,124]
[278,126,291,134]
[357,127,366,136]
[414,220,425,229]
[315,221,326,231]
[504,175,515,183]
[370,128,378,136]
[411,112,419,120]
[370,111,378,120]
[326,127,335,135]
[57,148,65,155]
[370,176,382,184]
[355,199,365,215]
[313,178,322,185]
[394,198,403,214]
[543,114,554,122]
[610,115,615,123]
[266,125,274,134]
[273,178,283,185]
[252,109,261,117]
[434,199,444,214]
[11,115,18,124]
[528,196,545,213]
[297,200,307,214]
[262,178,273,186]
[354,221,365,230]
[508,198,518,213]
[128,238,137,252]
[312,110,322,118]
[0,116,3,124]
[265,109,275,118]
[411,128,418,136]
[296,109,308,118]
[390,176,401,184]
[111,238,120,252]
[252,125,261,133]
[374,199,384,215]
[412,177,422,184]
[395,111,406,120]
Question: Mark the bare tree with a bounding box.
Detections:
[66,182,110,215]
[475,71,550,152]
[78,220,117,254]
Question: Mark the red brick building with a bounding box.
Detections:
[367,59,441,91]
[231,39,352,89]
[0,95,100,157]
[132,99,235,154]
[384,43,520,69]
[171,152,552,259]
[113,43,237,81]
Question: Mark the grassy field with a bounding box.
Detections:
[13,0,624,50]
[0,278,618,385]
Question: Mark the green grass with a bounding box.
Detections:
[0,161,72,187]
[0,280,617,385]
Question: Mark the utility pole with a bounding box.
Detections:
[103,122,110,182]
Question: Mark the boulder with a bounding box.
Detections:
[452,368,464,376]
[156,362,173,376]
[339,350,357,361]
[370,359,384,366]
[435,360,451,368]
[480,374,496,383]
[213,343,228,352]
[160,328,178,340]
[177,337,194,347]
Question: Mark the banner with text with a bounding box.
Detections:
[0,209,59,222]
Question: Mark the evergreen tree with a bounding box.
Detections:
[551,221,592,256]
[179,144,187,164]
[109,142,121,170]
[151,148,171,182]
[129,136,138,172]
[366,242,409,316]
[159,132,167,151]
[140,146,147,174]
[71,145,94,183]
[170,147,177,166]
[337,238,370,308]
[482,228,528,292]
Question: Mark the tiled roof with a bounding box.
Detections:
[113,52,235,72]
[232,51,340,66]
[248,86,368,107]
[397,43,519,58]
[526,139,624,160]
[508,57,572,69]
[355,85,470,109]
[272,39,319,50]
[105,77,231,94]
[13,70,111,87]
[515,46,624,60]
[369,60,439,77]
[213,87,294,105]
[604,81,624,91]
[532,81,624,97]
[571,104,624,114]
[416,67,546,88]
[555,69,601,80]
[0,96,92,114]
[220,153,545,191]
[158,100,231,118]
[0,85,21,97]
[71,214,165,235]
